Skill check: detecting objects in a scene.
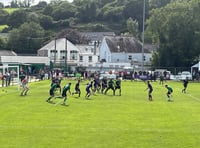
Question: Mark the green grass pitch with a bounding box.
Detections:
[0,79,200,148]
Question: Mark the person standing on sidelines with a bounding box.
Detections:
[72,79,81,97]
[165,84,173,102]
[114,77,121,96]
[145,81,153,101]
[61,83,71,105]
[85,81,93,99]
[20,76,29,96]
[182,77,189,93]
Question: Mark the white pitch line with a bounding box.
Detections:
[186,94,200,102]
[176,87,200,102]
[54,99,64,106]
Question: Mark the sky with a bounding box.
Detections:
[0,0,73,6]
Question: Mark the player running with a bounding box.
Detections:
[85,81,93,99]
[182,77,189,93]
[60,83,71,105]
[46,81,59,102]
[165,84,173,102]
[101,77,107,94]
[114,77,121,96]
[20,76,29,96]
[145,81,153,101]
[104,78,115,95]
[72,80,81,97]
[93,76,101,94]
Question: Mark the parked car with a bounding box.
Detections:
[179,71,192,80]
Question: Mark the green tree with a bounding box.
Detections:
[76,1,97,22]
[149,0,171,9]
[39,15,53,30]
[0,37,7,50]
[147,0,200,67]
[126,17,139,39]
[8,22,45,54]
[7,9,28,28]
[0,9,9,25]
[123,0,149,31]
[52,1,76,21]
[0,2,4,8]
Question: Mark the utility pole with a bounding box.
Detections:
[54,38,57,68]
[141,0,146,71]
[64,40,67,73]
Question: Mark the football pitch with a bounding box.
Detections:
[0,79,200,148]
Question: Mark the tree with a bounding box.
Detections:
[8,22,45,54]
[39,15,53,30]
[76,1,97,22]
[0,9,9,25]
[0,2,4,8]
[147,0,200,67]
[123,0,149,31]
[7,9,28,28]
[0,37,7,50]
[52,1,76,21]
[126,17,139,39]
[149,0,171,9]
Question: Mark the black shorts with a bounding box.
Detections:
[62,91,67,97]
[75,88,80,92]
[115,86,121,90]
[50,90,54,96]
[149,89,153,94]
[167,91,172,95]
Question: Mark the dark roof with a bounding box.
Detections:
[105,36,151,53]
[80,32,115,41]
[0,50,17,56]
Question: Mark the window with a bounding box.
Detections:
[88,56,92,62]
[60,50,67,60]
[79,56,83,62]
[70,50,78,60]
[50,50,57,60]
[128,55,132,60]
[91,48,94,53]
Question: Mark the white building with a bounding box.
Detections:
[99,36,154,70]
[76,44,99,67]
[37,38,79,71]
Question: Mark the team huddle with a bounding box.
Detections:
[45,76,122,105]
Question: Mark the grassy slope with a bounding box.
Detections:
[0,80,200,148]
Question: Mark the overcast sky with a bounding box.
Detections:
[0,0,73,6]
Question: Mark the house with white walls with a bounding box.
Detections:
[76,44,99,67]
[99,36,154,70]
[37,38,80,71]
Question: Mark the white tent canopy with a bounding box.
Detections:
[191,61,200,74]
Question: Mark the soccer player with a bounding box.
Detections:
[114,77,121,96]
[51,76,61,94]
[46,81,59,102]
[165,84,173,101]
[93,76,101,94]
[61,83,71,105]
[145,81,153,101]
[182,77,189,93]
[85,81,93,99]
[160,74,164,85]
[104,78,115,95]
[72,79,81,97]
[101,77,107,94]
[20,76,29,96]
